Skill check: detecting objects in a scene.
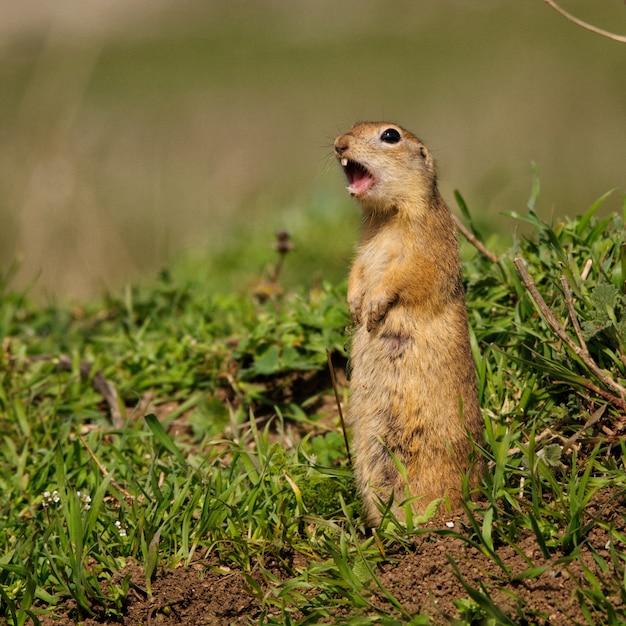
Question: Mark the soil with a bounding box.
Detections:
[35,366,626,625]
[372,494,624,625]
[36,489,625,625]
[35,466,626,625]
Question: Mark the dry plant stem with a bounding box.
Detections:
[271,230,293,283]
[507,406,605,458]
[561,274,588,348]
[27,354,124,428]
[563,404,606,451]
[326,349,352,465]
[514,257,626,410]
[453,215,499,263]
[543,0,626,43]
[559,273,626,401]
[79,435,134,499]
[147,599,185,626]
[554,378,626,414]
[506,427,553,457]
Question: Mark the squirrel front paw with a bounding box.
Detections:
[348,293,364,325]
[366,293,397,332]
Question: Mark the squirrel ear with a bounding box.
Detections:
[418,144,435,171]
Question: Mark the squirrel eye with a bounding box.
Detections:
[380,128,401,144]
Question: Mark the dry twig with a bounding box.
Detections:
[506,427,554,457]
[79,435,134,499]
[326,349,352,466]
[27,353,125,428]
[514,257,626,411]
[453,215,499,263]
[562,404,606,451]
[543,0,626,43]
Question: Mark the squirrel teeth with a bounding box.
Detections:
[341,158,348,167]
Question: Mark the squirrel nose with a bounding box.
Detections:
[334,137,350,155]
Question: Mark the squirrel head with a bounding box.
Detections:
[334,122,438,216]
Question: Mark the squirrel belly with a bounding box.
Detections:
[348,294,481,523]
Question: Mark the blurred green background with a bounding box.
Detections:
[1,1,625,301]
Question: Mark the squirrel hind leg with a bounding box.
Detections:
[359,449,463,525]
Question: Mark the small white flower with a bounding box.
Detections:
[114,520,127,537]
[77,491,92,511]
[446,521,455,528]
[42,490,60,507]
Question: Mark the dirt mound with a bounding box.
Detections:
[37,488,624,625]
[38,559,257,626]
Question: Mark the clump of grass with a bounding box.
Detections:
[2,183,626,624]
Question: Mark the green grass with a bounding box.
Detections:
[2,184,626,624]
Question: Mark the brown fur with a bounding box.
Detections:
[334,121,482,524]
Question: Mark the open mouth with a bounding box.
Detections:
[340,157,374,196]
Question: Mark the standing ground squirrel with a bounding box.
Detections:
[334,121,482,524]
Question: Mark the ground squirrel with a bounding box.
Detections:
[334,121,482,524]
